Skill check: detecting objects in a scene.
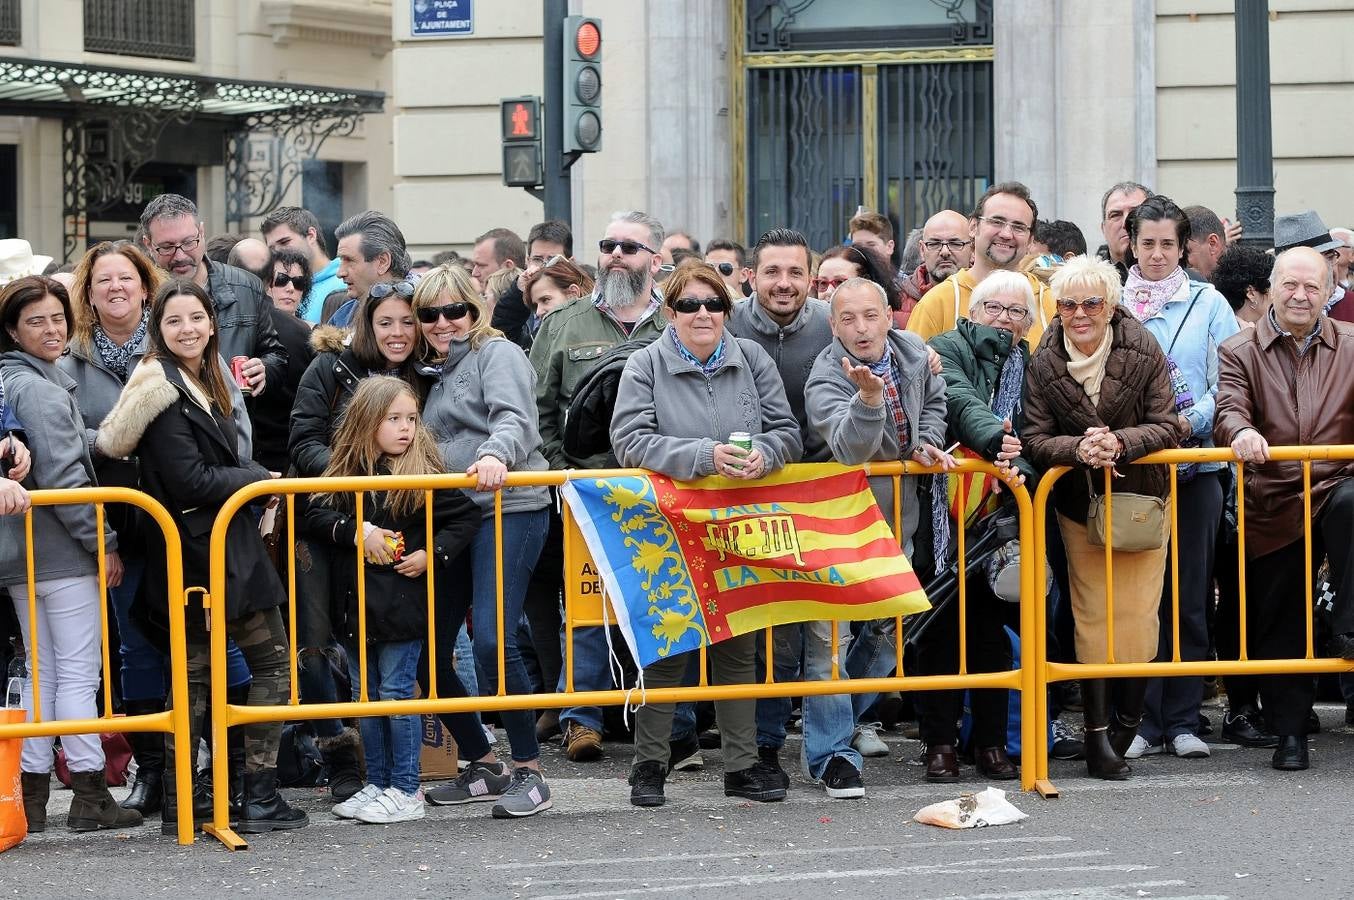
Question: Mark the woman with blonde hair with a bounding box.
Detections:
[1022,255,1178,780]
[413,264,555,818]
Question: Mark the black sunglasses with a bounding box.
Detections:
[416,302,474,324]
[272,272,308,292]
[369,280,416,300]
[671,296,728,315]
[599,238,657,256]
[713,262,735,276]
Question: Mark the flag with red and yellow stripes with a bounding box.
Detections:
[560,463,931,668]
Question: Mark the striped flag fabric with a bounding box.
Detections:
[560,463,931,669]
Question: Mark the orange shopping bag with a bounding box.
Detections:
[0,708,25,852]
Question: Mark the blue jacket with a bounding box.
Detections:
[303,257,346,324]
[1135,279,1239,472]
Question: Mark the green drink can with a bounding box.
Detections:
[729,431,753,453]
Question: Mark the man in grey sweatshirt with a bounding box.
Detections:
[726,228,862,799]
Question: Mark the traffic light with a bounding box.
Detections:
[562,16,602,153]
[500,95,543,188]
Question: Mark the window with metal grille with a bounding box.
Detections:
[84,0,195,62]
[0,0,19,46]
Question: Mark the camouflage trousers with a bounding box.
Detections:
[169,606,292,777]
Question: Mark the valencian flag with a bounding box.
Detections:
[560,463,930,669]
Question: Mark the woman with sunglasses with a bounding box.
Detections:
[265,247,314,321]
[251,247,317,475]
[814,244,900,312]
[413,263,555,819]
[610,261,801,808]
[1023,255,1178,781]
[285,276,428,803]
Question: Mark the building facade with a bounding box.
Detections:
[393,0,1354,260]
[0,0,394,263]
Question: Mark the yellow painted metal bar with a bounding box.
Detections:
[1169,465,1181,662]
[1303,461,1314,660]
[562,502,576,693]
[830,619,840,680]
[1030,465,1065,791]
[1103,466,1116,665]
[425,490,439,700]
[96,503,113,719]
[355,491,368,703]
[1237,462,1248,660]
[23,509,39,722]
[494,490,506,697]
[764,626,774,684]
[956,474,968,676]
[893,473,904,675]
[286,495,298,706]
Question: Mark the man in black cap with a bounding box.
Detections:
[1273,210,1354,323]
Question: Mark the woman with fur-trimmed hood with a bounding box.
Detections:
[96,278,308,836]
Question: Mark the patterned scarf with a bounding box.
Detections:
[931,339,1026,566]
[1123,264,1187,323]
[92,309,149,382]
[867,349,911,450]
[668,326,725,376]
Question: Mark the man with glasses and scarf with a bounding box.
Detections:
[529,209,669,763]
[905,182,1057,346]
[139,194,287,395]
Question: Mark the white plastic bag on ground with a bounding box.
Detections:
[913,786,1028,829]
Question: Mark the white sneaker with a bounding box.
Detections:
[1169,733,1211,759]
[332,783,382,819]
[354,787,426,824]
[851,724,890,758]
[1124,735,1163,759]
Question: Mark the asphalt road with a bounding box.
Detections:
[6,697,1352,899]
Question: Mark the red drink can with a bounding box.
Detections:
[230,356,250,391]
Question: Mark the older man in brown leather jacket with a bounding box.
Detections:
[1214,246,1354,772]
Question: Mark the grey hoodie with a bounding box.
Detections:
[805,330,947,556]
[421,336,550,518]
[726,295,833,462]
[0,350,116,587]
[611,331,802,479]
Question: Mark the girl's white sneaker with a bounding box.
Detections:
[332,783,382,819]
[354,787,426,824]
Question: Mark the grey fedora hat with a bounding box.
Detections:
[1273,210,1342,253]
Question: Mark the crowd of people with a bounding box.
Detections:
[0,179,1351,834]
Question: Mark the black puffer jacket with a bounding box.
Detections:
[562,333,660,466]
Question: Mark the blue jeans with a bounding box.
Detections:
[755,622,859,779]
[558,623,616,732]
[108,558,167,702]
[468,508,548,763]
[755,624,802,749]
[347,638,423,794]
[453,624,479,697]
[846,619,898,723]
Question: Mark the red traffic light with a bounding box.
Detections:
[500,96,540,142]
[574,21,600,59]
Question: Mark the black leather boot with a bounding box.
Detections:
[160,765,216,836]
[1082,679,1130,780]
[21,771,49,833]
[227,684,250,815]
[121,698,165,816]
[68,770,143,831]
[318,726,364,802]
[1108,678,1148,759]
[236,768,309,834]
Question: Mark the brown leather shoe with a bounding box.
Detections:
[562,722,604,762]
[975,746,1018,780]
[923,744,959,783]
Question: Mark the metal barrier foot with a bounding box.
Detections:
[203,824,250,851]
[1034,778,1060,799]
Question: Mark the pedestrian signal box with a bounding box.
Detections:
[500,95,543,187]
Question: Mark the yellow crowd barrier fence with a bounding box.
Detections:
[1,487,195,844]
[1029,446,1354,797]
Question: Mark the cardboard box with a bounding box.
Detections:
[420,714,460,782]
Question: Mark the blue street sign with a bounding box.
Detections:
[411,0,473,37]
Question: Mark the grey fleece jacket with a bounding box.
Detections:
[805,330,947,556]
[59,337,253,460]
[611,332,802,479]
[726,295,833,462]
[421,336,550,518]
[0,351,116,587]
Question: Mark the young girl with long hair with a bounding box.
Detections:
[304,376,480,823]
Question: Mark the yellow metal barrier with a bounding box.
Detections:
[202,460,1037,848]
[1029,445,1354,797]
[0,487,195,844]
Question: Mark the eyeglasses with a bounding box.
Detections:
[1056,296,1107,315]
[599,238,657,256]
[369,280,416,300]
[977,216,1032,236]
[1323,248,1340,261]
[416,302,473,324]
[921,239,972,252]
[671,296,728,315]
[713,262,735,276]
[981,301,1028,320]
[812,276,849,293]
[272,273,308,291]
[151,236,201,258]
